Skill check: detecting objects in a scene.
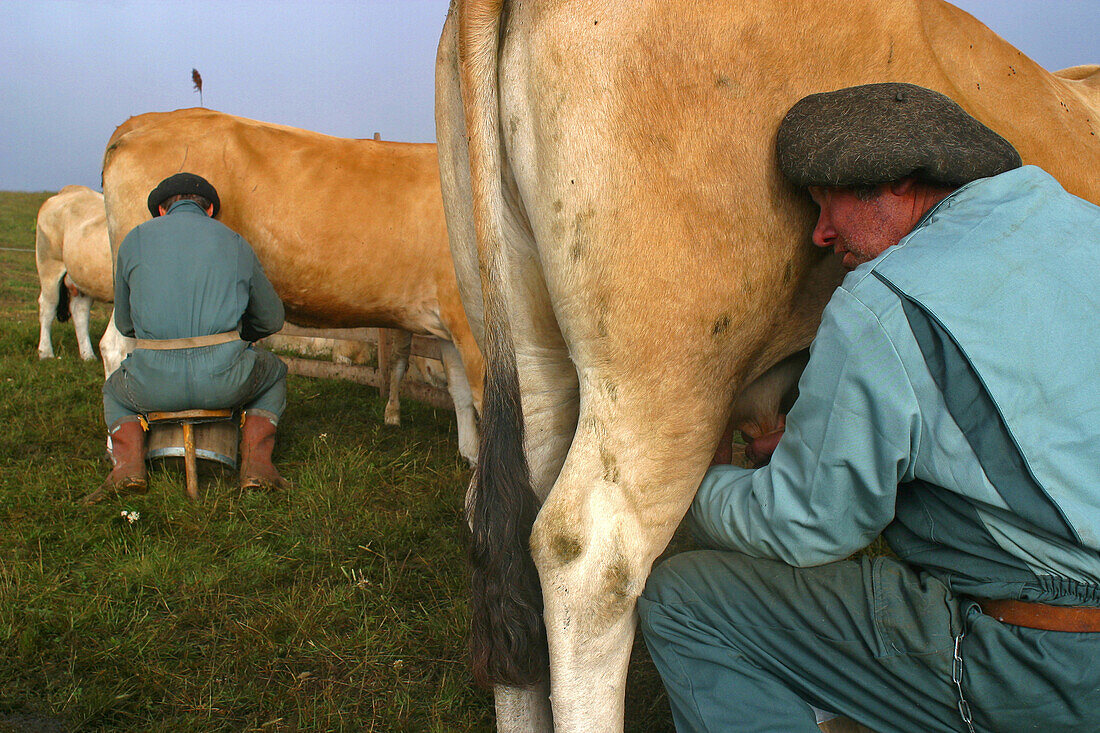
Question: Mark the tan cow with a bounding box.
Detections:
[35,185,113,362]
[101,109,484,463]
[435,0,1100,730]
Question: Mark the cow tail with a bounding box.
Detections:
[457,0,549,688]
[55,277,71,323]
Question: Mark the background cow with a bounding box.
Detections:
[435,0,1100,730]
[100,109,484,464]
[35,185,112,362]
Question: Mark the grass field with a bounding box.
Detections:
[0,191,676,732]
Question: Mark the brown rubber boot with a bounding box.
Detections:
[239,412,290,491]
[82,419,148,505]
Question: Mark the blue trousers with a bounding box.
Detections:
[103,345,286,428]
[638,551,1100,732]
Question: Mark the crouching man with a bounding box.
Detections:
[85,173,290,504]
[639,84,1100,732]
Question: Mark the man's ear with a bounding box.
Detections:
[205,204,215,217]
[158,204,168,216]
[888,177,916,197]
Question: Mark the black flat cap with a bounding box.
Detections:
[147,172,220,217]
[776,83,1021,189]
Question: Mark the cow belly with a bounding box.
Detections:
[64,258,112,302]
[282,299,447,339]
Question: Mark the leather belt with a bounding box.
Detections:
[134,330,240,350]
[978,598,1100,632]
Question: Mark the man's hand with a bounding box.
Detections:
[739,415,786,468]
[711,416,787,468]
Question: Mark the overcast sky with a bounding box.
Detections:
[1,0,1096,192]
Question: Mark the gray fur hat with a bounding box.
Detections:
[776,82,1021,189]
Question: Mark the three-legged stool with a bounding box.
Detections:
[145,409,239,500]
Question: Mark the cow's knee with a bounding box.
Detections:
[530,499,645,629]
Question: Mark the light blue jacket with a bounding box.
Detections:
[692,166,1100,605]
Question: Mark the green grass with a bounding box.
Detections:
[0,191,676,732]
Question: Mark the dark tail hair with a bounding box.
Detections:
[467,323,547,688]
[55,278,71,322]
[455,0,548,688]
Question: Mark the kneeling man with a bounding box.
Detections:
[639,84,1100,732]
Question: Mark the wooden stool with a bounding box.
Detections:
[145,409,239,500]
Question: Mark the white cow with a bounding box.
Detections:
[35,185,112,362]
[435,0,1100,730]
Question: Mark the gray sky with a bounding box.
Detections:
[1,0,1096,192]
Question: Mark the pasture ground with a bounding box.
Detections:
[0,191,675,732]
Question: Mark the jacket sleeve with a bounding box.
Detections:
[239,241,284,342]
[690,287,922,566]
[112,231,136,337]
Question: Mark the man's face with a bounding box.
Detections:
[807,185,911,271]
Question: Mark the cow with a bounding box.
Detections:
[35,185,113,362]
[434,0,1100,729]
[100,109,484,464]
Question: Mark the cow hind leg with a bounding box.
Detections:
[532,513,643,731]
[383,330,412,426]
[523,363,728,732]
[36,283,58,359]
[493,681,553,733]
[439,339,479,465]
[69,288,96,361]
[36,272,66,359]
[530,458,675,732]
[466,255,579,732]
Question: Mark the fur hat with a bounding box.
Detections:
[147,173,221,217]
[776,83,1021,189]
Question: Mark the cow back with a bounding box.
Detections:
[101,109,461,335]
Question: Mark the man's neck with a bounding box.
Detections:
[903,183,958,234]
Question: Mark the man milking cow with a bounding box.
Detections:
[84,173,290,504]
[640,84,1100,731]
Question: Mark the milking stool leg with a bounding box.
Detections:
[183,421,199,500]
